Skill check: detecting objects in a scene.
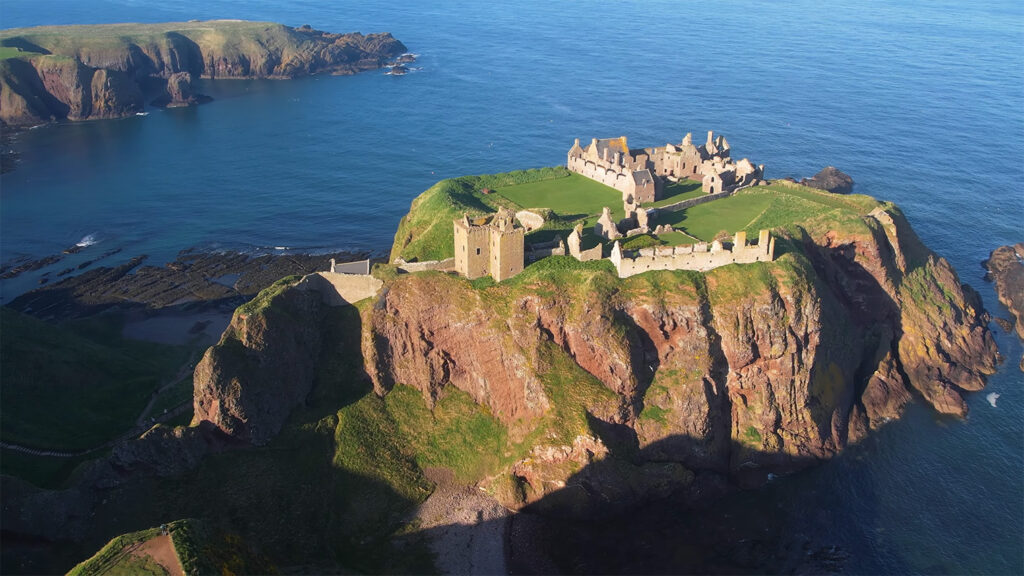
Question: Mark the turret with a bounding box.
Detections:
[734,230,747,248]
[610,240,623,266]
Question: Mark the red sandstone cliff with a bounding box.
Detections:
[190,205,998,504]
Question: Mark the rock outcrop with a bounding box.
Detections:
[984,243,1024,371]
[984,243,1024,339]
[0,21,407,126]
[192,281,324,445]
[801,166,855,194]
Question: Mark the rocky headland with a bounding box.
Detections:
[0,21,407,127]
[0,171,1003,574]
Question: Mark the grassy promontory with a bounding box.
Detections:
[0,20,406,126]
[10,169,998,574]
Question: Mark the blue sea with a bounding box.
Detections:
[1,0,1022,573]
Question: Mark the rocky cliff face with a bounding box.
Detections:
[192,280,324,445]
[0,21,407,127]
[190,203,998,508]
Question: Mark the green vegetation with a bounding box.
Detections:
[0,20,302,60]
[742,425,763,445]
[0,308,191,452]
[535,343,620,445]
[68,525,163,576]
[494,172,620,216]
[236,275,302,316]
[0,46,42,60]
[654,182,881,242]
[384,385,510,482]
[390,167,569,262]
[0,449,99,490]
[146,375,194,418]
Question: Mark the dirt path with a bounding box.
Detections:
[136,349,201,426]
[414,468,510,575]
[132,534,184,576]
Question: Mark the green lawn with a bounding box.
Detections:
[0,46,41,60]
[654,194,774,241]
[650,182,881,242]
[649,179,704,208]
[494,172,621,218]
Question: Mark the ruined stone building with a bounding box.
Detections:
[610,229,775,278]
[453,207,525,281]
[567,131,765,200]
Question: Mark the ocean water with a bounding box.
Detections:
[1,0,1022,573]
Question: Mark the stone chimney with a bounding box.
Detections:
[706,130,714,146]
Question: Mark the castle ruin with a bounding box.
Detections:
[453,207,525,281]
[567,131,764,200]
[610,229,775,278]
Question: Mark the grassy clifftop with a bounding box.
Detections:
[390,167,887,264]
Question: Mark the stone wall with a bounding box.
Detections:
[330,258,371,275]
[609,230,775,278]
[295,272,383,306]
[395,258,455,273]
[655,188,735,213]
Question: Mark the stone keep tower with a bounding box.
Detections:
[453,207,524,281]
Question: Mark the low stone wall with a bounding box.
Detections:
[610,236,774,278]
[395,258,455,273]
[527,245,565,262]
[296,272,383,306]
[655,189,734,213]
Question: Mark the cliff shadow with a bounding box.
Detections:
[394,430,897,575]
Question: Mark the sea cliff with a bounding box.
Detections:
[0,21,406,126]
[1,172,1003,572]
[193,174,999,508]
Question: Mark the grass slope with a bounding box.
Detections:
[0,21,298,59]
[0,308,190,451]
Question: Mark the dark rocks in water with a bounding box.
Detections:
[0,254,63,279]
[151,71,211,108]
[388,65,409,75]
[983,243,1024,366]
[394,54,416,64]
[800,166,855,194]
[8,249,371,320]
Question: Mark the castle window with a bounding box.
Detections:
[476,248,481,255]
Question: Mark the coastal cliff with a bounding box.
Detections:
[0,21,406,126]
[191,177,999,510]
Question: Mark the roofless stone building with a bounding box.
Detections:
[567,131,765,201]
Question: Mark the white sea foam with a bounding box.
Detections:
[136,112,149,116]
[76,234,98,247]
[987,392,1000,408]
